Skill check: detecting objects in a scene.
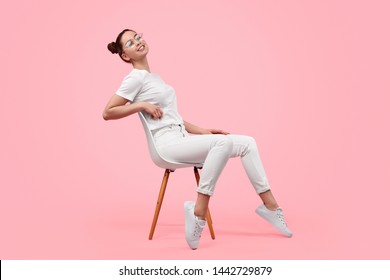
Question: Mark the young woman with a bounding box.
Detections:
[103,29,292,250]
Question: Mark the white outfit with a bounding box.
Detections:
[116,69,271,195]
[116,69,183,131]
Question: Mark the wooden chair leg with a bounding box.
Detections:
[149,169,170,240]
[194,167,216,240]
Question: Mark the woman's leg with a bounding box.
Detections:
[259,190,279,210]
[225,135,279,208]
[158,132,291,241]
[157,133,233,249]
[158,133,234,196]
[157,133,233,220]
[194,193,210,219]
[222,134,292,237]
[158,133,277,215]
[226,134,271,193]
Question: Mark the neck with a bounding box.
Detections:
[132,56,150,72]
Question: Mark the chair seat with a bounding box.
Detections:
[153,159,203,172]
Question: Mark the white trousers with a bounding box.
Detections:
[153,124,271,196]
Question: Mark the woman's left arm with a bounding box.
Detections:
[184,120,229,135]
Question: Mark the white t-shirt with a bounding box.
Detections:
[116,69,184,131]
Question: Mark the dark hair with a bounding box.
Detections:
[107,29,136,63]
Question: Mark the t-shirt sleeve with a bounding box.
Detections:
[115,74,143,102]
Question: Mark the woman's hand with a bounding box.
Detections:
[200,128,230,135]
[141,102,163,119]
[184,120,230,135]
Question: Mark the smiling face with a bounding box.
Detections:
[119,30,149,63]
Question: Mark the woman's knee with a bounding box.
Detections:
[213,135,234,152]
[227,134,258,156]
[228,134,257,147]
[244,135,256,145]
[245,136,258,153]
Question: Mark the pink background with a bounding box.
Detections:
[1,0,389,259]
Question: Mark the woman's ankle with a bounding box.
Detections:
[194,207,207,220]
[263,202,278,211]
[259,190,279,211]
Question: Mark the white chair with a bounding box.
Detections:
[138,112,215,240]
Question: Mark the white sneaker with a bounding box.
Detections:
[256,204,293,237]
[184,201,206,250]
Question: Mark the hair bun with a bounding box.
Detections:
[107,42,118,54]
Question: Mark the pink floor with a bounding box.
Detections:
[1,162,389,260]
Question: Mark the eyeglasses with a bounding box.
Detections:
[124,33,143,49]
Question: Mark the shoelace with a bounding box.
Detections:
[276,208,287,226]
[193,219,204,238]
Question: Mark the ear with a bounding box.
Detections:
[121,53,131,63]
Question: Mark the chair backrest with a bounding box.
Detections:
[138,112,168,169]
[138,112,199,171]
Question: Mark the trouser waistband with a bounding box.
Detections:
[152,123,185,138]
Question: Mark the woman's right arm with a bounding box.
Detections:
[102,95,163,120]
